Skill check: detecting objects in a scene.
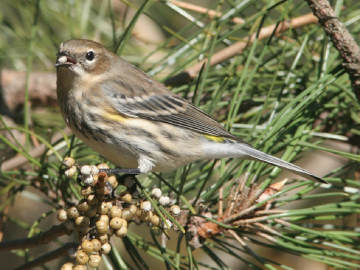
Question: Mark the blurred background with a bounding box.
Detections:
[1,0,360,269]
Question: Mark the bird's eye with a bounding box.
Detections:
[85,50,95,61]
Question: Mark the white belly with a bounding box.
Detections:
[73,129,139,169]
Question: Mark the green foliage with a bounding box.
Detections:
[1,0,360,269]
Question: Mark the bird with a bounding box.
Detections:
[55,39,325,183]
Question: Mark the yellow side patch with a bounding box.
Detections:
[103,112,127,123]
[204,134,225,142]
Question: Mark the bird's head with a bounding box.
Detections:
[55,39,111,76]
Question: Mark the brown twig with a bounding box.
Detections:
[187,13,318,78]
[165,13,318,86]
[218,186,223,217]
[227,230,266,264]
[186,178,288,248]
[14,242,77,270]
[304,0,360,101]
[256,231,277,243]
[170,0,245,24]
[0,223,72,251]
[254,209,286,215]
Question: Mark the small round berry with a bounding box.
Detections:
[76,250,89,265]
[121,218,127,228]
[73,265,87,270]
[57,55,67,64]
[121,193,132,203]
[107,175,118,188]
[87,194,98,205]
[89,254,101,267]
[67,206,80,219]
[129,204,137,215]
[77,200,89,213]
[81,186,93,196]
[80,165,92,175]
[140,201,152,212]
[75,216,90,227]
[159,196,170,206]
[101,242,111,254]
[82,175,96,186]
[63,157,75,168]
[81,239,94,253]
[110,205,122,218]
[110,217,126,230]
[115,225,128,237]
[135,209,142,217]
[121,209,133,221]
[96,220,109,234]
[91,239,102,252]
[57,209,68,222]
[97,163,109,169]
[151,188,162,198]
[144,211,153,222]
[106,202,113,210]
[64,166,77,177]
[90,165,99,175]
[99,214,109,224]
[98,233,108,244]
[98,201,111,215]
[61,262,73,270]
[170,205,181,216]
[150,215,160,226]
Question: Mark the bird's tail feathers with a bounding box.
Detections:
[237,143,326,184]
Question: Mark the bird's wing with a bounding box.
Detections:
[100,77,236,139]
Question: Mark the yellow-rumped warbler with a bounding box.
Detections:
[56,39,325,183]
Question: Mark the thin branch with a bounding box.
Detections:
[256,231,277,243]
[170,0,245,24]
[227,230,266,264]
[254,222,281,237]
[165,13,318,86]
[218,186,223,217]
[254,209,286,215]
[0,223,72,251]
[14,242,77,270]
[304,0,360,101]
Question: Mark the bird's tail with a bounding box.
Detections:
[235,143,326,183]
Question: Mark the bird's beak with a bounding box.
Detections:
[55,52,77,67]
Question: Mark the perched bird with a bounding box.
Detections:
[56,39,325,183]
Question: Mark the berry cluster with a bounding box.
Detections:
[59,158,181,269]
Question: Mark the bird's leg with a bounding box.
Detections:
[99,168,141,175]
